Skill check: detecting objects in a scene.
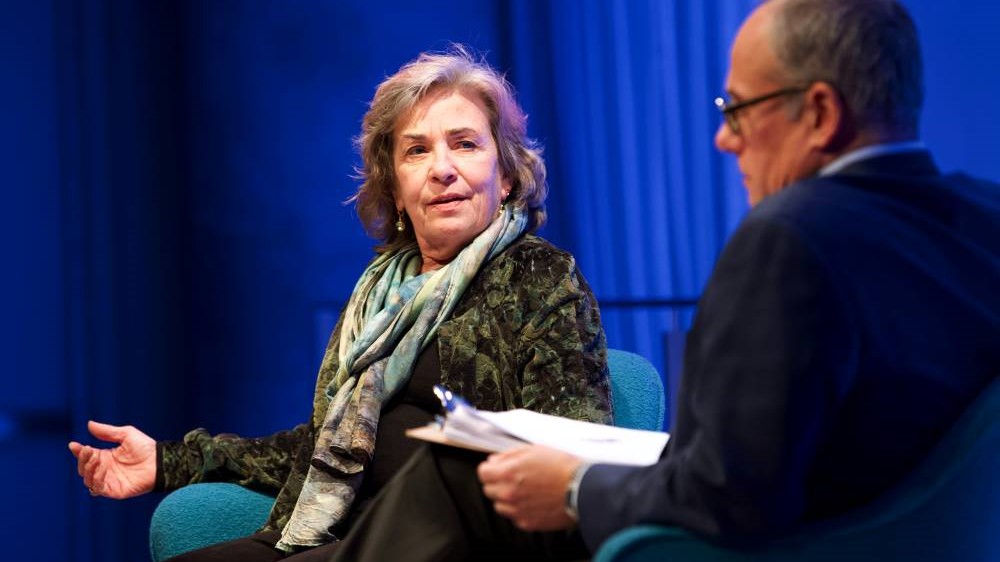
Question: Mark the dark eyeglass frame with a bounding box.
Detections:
[714,86,808,135]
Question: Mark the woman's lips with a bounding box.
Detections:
[428,194,468,211]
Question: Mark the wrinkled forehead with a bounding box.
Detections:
[394,86,492,135]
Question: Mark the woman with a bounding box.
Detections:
[69,47,611,560]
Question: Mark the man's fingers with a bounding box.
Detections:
[477,450,522,484]
[492,499,518,518]
[482,481,516,503]
[477,457,500,483]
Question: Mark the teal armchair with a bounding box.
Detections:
[595,376,1000,562]
[148,482,276,561]
[149,348,666,561]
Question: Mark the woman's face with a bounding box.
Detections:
[393,88,510,272]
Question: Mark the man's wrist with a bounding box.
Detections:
[564,462,592,522]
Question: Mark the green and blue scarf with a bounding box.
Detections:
[277,205,528,551]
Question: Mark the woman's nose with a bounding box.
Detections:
[430,150,458,184]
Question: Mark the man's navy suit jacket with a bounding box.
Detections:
[578,151,1000,550]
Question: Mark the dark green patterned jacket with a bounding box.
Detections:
[157,235,612,532]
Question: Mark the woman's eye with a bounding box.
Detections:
[456,140,477,150]
[405,145,427,156]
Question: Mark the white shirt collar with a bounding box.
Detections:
[819,141,927,177]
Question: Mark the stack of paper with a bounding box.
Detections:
[406,400,669,466]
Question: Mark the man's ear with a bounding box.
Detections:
[804,81,854,152]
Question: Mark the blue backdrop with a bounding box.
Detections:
[3,1,998,560]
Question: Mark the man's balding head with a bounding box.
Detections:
[715,0,924,205]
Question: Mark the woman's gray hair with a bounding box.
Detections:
[352,46,547,251]
[768,0,923,137]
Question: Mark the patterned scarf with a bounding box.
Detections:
[276,206,528,551]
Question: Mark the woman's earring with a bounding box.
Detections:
[395,210,405,232]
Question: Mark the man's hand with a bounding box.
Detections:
[477,444,583,532]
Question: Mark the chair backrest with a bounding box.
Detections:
[596,375,1000,561]
[789,373,1000,560]
[607,349,666,431]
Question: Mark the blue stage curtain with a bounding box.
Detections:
[49,1,191,559]
[503,0,757,385]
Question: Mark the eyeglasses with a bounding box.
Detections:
[714,87,808,135]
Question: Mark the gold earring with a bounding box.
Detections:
[395,210,405,232]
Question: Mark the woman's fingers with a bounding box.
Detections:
[92,459,110,496]
[87,420,129,444]
[74,444,91,478]
[70,421,156,499]
[83,448,102,489]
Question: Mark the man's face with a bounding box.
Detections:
[714,5,824,206]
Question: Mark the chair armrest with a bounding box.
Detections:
[594,525,753,562]
[149,483,276,561]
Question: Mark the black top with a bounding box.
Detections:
[357,339,441,503]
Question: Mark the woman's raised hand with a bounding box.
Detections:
[68,420,157,499]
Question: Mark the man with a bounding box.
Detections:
[326,0,1000,559]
